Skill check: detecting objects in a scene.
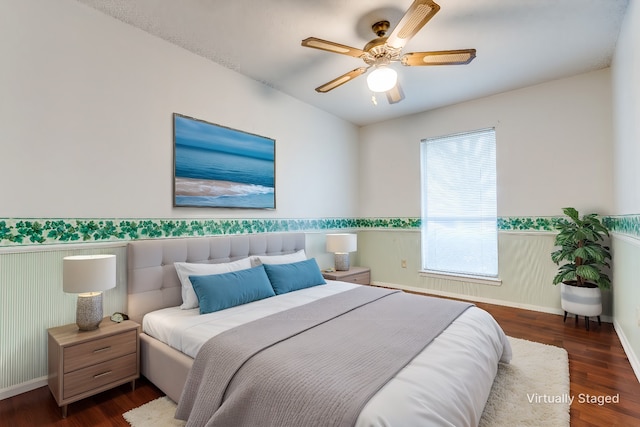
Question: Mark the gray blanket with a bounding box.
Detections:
[176,286,472,427]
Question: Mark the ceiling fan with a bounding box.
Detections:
[301,0,476,104]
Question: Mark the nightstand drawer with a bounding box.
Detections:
[63,353,137,399]
[63,330,136,373]
[345,271,370,285]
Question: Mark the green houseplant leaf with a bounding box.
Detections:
[551,207,611,289]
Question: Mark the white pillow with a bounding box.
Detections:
[174,258,252,309]
[251,249,307,267]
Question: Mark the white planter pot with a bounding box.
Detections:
[560,282,602,317]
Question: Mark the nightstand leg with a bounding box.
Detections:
[131,379,136,391]
[62,404,67,418]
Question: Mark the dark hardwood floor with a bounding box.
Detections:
[474,301,640,427]
[0,379,163,427]
[1,300,639,426]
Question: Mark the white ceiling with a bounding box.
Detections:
[75,0,629,126]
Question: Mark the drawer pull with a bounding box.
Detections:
[93,346,112,353]
[93,371,113,379]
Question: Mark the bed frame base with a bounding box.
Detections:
[140,333,193,402]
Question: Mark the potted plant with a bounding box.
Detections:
[551,207,611,329]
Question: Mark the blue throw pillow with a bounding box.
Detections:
[190,264,275,314]
[263,258,326,295]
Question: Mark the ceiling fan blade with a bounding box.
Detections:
[315,67,368,93]
[386,0,441,50]
[386,83,405,104]
[301,37,365,58]
[401,49,476,66]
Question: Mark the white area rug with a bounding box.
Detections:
[479,337,570,426]
[124,337,569,427]
[124,396,185,427]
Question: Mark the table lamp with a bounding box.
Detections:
[326,233,357,271]
[63,254,116,331]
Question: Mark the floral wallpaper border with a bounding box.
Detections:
[0,215,638,247]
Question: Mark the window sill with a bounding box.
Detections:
[419,270,502,286]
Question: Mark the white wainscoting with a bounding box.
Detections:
[0,244,127,399]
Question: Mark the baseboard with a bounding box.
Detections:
[613,320,640,384]
[372,281,613,323]
[0,376,47,401]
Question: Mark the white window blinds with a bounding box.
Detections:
[420,128,498,277]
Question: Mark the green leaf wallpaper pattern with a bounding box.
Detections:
[496,216,561,232]
[603,215,640,237]
[0,215,637,247]
[0,218,363,247]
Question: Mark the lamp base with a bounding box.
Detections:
[76,292,103,331]
[334,253,350,271]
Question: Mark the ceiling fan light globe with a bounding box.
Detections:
[366,67,397,92]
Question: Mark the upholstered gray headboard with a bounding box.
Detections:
[126,233,306,324]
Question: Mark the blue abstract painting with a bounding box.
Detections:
[173,114,275,208]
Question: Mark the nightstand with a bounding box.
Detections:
[322,266,371,285]
[47,318,140,417]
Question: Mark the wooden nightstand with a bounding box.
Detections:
[47,318,140,417]
[322,266,371,285]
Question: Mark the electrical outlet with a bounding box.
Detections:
[401,260,407,268]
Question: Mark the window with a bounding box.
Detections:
[420,128,497,278]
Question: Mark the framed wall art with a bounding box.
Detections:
[173,113,275,209]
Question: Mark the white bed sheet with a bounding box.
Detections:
[143,281,512,427]
[143,280,360,358]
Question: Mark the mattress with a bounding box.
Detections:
[143,281,512,426]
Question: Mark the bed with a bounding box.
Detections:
[127,232,512,427]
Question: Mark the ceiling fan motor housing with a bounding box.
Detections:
[362,40,401,66]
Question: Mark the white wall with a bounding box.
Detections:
[0,0,360,397]
[358,69,614,218]
[0,0,359,219]
[612,0,640,215]
[356,70,614,314]
[611,0,640,380]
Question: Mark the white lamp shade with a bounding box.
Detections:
[326,233,358,254]
[366,66,398,93]
[63,254,116,294]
